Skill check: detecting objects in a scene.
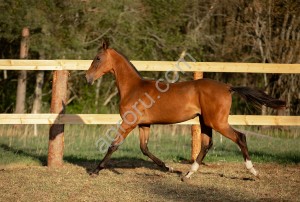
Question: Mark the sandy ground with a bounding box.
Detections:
[0,161,299,202]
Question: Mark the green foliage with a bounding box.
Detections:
[0,0,299,114]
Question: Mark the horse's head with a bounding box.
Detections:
[86,40,112,85]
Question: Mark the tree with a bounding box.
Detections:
[0,0,299,115]
[15,27,29,114]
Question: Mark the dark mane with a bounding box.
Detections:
[113,48,143,78]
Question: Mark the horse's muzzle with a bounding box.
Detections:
[86,74,94,85]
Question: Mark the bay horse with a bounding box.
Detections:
[86,41,286,181]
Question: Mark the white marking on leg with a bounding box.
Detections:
[166,165,174,172]
[191,162,200,172]
[185,162,200,179]
[185,171,194,178]
[245,159,258,176]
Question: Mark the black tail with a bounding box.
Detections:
[230,86,286,109]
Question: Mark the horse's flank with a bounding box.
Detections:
[85,41,285,180]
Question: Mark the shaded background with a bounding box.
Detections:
[0,0,299,115]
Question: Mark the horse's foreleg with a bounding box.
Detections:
[139,125,174,172]
[183,124,212,181]
[90,123,134,176]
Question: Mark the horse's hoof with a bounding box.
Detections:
[181,175,191,182]
[89,172,98,177]
[174,170,183,175]
[167,166,174,172]
[181,172,192,182]
[89,170,100,177]
[254,173,260,180]
[167,166,182,176]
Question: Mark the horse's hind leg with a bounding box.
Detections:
[196,118,213,164]
[139,125,174,172]
[216,124,258,177]
[183,121,213,180]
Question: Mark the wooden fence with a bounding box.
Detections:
[1,60,300,166]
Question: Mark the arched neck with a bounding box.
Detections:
[110,50,143,99]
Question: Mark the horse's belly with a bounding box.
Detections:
[141,106,199,125]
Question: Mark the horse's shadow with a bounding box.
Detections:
[0,144,263,180]
[0,143,173,174]
[64,154,165,174]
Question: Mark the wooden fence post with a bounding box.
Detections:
[48,70,68,167]
[191,71,203,161]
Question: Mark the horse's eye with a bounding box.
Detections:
[96,56,100,61]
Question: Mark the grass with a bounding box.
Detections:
[0,125,299,168]
[1,125,299,202]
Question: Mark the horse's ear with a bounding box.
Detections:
[102,39,109,50]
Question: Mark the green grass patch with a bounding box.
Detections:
[0,125,299,167]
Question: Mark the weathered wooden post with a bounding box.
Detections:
[48,70,68,167]
[191,71,203,161]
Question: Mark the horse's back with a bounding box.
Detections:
[195,78,230,91]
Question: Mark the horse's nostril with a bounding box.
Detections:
[86,75,94,85]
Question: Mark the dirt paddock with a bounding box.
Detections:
[0,161,299,202]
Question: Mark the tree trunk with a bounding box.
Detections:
[95,77,102,112]
[32,71,44,114]
[15,27,29,113]
[3,70,7,80]
[32,71,44,136]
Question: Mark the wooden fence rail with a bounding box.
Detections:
[0,114,299,126]
[1,59,299,166]
[1,60,300,73]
